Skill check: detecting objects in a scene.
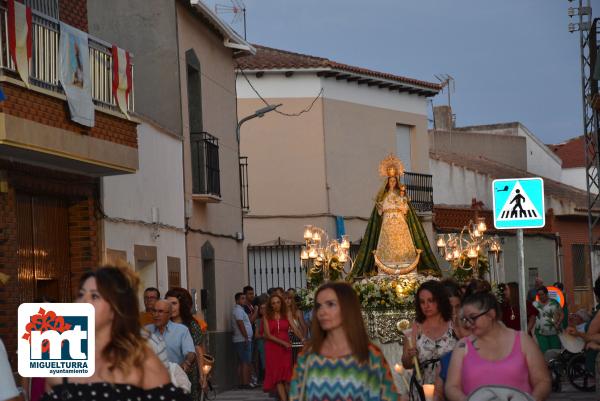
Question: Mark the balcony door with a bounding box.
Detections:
[396,124,412,171]
[16,194,71,303]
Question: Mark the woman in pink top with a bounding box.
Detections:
[445,291,550,401]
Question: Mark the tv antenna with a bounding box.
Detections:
[434,74,455,109]
[215,0,247,40]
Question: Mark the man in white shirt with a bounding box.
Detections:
[0,338,21,401]
[232,292,254,388]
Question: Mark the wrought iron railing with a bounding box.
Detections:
[247,242,360,294]
[239,156,249,211]
[404,172,434,212]
[0,7,134,113]
[191,132,220,197]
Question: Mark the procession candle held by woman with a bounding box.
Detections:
[423,384,434,401]
[402,280,456,385]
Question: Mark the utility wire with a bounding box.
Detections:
[236,65,323,117]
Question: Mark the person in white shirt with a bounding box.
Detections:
[232,292,254,388]
[0,338,21,401]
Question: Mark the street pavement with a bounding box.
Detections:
[214,385,597,401]
[215,387,276,401]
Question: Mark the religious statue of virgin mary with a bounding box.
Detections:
[348,155,440,278]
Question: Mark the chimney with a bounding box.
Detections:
[433,105,454,130]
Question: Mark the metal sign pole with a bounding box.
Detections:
[517,229,528,332]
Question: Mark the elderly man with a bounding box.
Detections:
[145,299,196,373]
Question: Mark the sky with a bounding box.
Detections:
[203,0,587,145]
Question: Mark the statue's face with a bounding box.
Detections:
[388,176,397,190]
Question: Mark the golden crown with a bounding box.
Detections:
[378,154,405,177]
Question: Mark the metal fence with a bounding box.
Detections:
[247,242,361,295]
[0,7,134,113]
[404,172,433,212]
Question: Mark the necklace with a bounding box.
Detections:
[510,306,516,321]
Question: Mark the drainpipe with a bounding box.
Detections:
[555,232,563,283]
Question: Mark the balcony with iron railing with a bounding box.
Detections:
[191,132,221,202]
[0,6,134,114]
[404,172,434,212]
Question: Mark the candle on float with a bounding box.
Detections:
[423,384,434,401]
[393,363,410,391]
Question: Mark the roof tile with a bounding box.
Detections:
[237,45,441,90]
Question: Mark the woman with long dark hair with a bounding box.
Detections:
[42,265,189,401]
[402,280,456,385]
[166,287,205,401]
[289,282,397,401]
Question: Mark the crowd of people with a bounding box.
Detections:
[230,276,600,401]
[2,264,600,401]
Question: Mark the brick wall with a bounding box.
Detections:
[59,0,88,32]
[68,197,98,297]
[0,162,99,369]
[0,82,138,148]
[554,215,600,310]
[0,184,18,368]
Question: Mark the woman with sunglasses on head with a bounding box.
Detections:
[445,290,551,401]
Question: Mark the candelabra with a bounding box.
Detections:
[300,225,351,282]
[435,217,502,276]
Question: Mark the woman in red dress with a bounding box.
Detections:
[263,294,302,401]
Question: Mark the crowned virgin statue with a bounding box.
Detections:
[348,155,440,278]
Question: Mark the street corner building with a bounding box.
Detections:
[0,0,138,368]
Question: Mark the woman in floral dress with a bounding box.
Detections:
[402,280,457,385]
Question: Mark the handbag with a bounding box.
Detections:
[289,329,304,348]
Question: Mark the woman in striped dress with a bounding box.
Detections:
[289,282,398,401]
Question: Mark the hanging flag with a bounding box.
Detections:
[59,22,94,127]
[111,45,132,118]
[7,0,32,87]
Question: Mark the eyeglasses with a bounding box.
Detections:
[144,296,158,300]
[152,309,169,315]
[460,309,489,326]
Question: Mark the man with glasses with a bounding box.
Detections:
[145,299,196,372]
[140,287,160,326]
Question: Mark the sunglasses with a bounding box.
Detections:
[460,309,489,326]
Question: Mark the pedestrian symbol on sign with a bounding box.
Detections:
[493,178,545,229]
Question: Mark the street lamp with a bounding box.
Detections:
[236,103,282,142]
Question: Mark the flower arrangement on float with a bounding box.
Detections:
[297,274,438,311]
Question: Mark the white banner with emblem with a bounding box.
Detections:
[59,22,95,127]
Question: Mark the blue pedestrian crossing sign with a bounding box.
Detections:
[493,178,545,229]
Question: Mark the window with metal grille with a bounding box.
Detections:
[572,244,592,288]
[528,267,538,289]
[25,0,59,19]
[191,132,220,197]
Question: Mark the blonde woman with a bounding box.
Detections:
[42,266,189,401]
